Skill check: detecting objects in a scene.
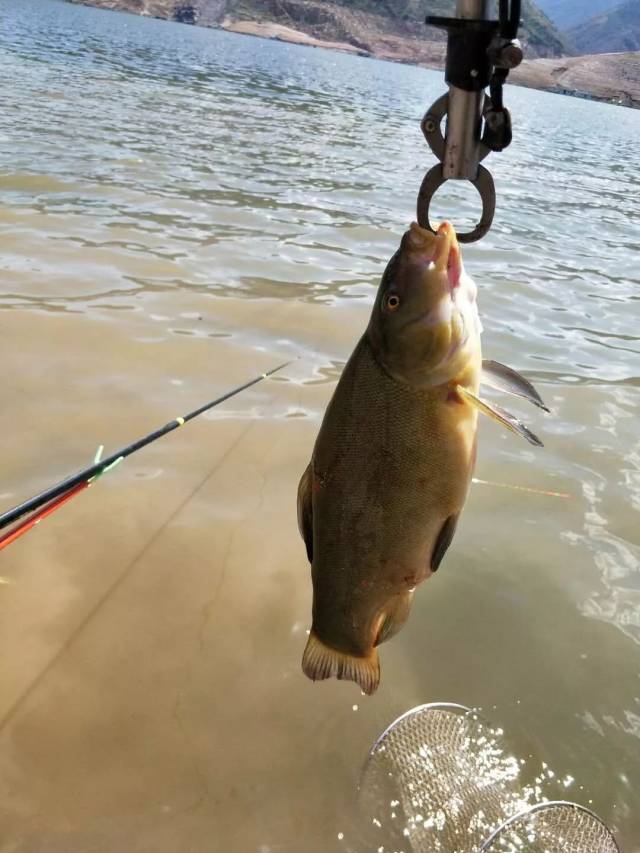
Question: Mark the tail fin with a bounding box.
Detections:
[302,630,380,695]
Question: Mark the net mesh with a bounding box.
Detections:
[357,704,619,853]
[480,804,621,853]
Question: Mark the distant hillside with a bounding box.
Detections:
[301,0,569,57]
[568,0,640,54]
[512,50,640,107]
[238,0,568,57]
[66,0,568,58]
[535,0,622,32]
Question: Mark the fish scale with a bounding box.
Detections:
[312,334,477,608]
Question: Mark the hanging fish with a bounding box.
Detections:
[297,221,547,695]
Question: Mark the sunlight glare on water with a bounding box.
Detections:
[0,0,639,850]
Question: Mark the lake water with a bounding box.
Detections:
[1,0,639,850]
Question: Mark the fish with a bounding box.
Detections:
[297,221,546,695]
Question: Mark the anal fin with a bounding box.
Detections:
[456,385,543,447]
[375,592,414,646]
[302,631,380,695]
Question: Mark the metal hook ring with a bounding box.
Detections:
[416,163,496,244]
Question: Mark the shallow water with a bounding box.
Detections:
[1,0,639,850]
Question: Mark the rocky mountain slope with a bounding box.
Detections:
[512,50,640,108]
[534,0,622,32]
[67,0,568,58]
[568,0,640,55]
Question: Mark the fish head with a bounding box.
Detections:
[367,221,481,387]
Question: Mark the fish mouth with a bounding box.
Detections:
[406,221,462,290]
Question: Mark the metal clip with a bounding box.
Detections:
[417,92,495,243]
[417,0,522,243]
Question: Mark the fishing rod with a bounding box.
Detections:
[0,360,292,551]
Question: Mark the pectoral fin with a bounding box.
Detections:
[297,463,313,563]
[456,385,544,447]
[481,360,549,412]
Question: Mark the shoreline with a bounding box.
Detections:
[511,52,640,109]
[220,19,370,56]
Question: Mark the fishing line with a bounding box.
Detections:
[472,477,571,499]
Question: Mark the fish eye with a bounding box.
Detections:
[385,293,400,311]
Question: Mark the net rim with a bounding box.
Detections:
[364,702,475,762]
[477,800,621,852]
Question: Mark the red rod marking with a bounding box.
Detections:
[0,481,90,552]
